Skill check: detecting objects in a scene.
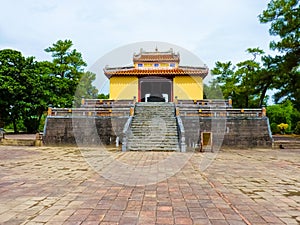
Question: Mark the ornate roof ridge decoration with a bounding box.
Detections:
[133,48,180,63]
[103,48,209,79]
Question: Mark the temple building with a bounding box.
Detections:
[43,48,273,150]
[104,48,209,102]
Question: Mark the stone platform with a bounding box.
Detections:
[0,146,299,224]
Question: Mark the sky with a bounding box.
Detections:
[0,0,276,95]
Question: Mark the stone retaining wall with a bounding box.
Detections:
[181,116,272,149]
[43,116,128,146]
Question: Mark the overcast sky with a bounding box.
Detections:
[0,0,276,95]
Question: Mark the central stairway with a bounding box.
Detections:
[126,102,180,151]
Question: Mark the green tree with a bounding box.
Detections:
[98,93,109,99]
[259,0,300,108]
[74,71,99,107]
[211,48,269,108]
[210,61,238,103]
[0,49,31,132]
[203,79,224,99]
[267,100,294,132]
[0,49,52,133]
[0,39,97,133]
[22,61,56,133]
[45,39,87,107]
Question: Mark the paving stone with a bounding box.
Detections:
[0,146,299,224]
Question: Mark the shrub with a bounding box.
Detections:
[294,121,300,134]
[277,123,289,134]
[270,122,280,134]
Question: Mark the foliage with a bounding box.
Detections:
[259,0,300,109]
[270,122,280,134]
[277,123,289,134]
[0,39,98,133]
[212,0,299,111]
[211,48,270,108]
[266,100,300,133]
[44,39,87,108]
[203,79,224,99]
[74,71,99,107]
[98,93,110,99]
[294,121,300,134]
[0,49,36,132]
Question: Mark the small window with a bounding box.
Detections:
[154,63,159,67]
[170,63,175,67]
[138,63,143,67]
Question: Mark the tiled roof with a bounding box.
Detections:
[104,66,208,79]
[133,48,180,62]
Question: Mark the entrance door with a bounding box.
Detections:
[139,77,172,102]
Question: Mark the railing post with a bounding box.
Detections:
[81,96,85,106]
[262,106,266,117]
[122,116,133,152]
[176,107,180,116]
[47,104,52,116]
[130,106,134,116]
[176,115,186,152]
[174,96,178,104]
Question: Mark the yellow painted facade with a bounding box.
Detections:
[110,76,138,100]
[173,76,203,100]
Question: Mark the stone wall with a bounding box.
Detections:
[44,112,273,149]
[43,116,128,146]
[181,116,273,149]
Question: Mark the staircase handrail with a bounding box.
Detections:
[122,105,135,151]
[176,108,186,152]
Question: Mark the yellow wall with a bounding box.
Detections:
[110,76,138,100]
[173,76,203,100]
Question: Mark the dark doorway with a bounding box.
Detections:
[139,77,172,102]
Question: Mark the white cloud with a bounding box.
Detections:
[0,0,273,69]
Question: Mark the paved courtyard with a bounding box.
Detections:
[0,146,299,225]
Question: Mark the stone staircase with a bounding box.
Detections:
[0,138,36,146]
[273,135,300,149]
[126,102,180,151]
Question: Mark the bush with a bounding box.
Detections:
[294,121,300,134]
[270,122,280,134]
[277,123,289,134]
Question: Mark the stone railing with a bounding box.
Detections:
[176,108,266,118]
[121,105,135,151]
[121,116,133,152]
[82,98,135,107]
[48,106,132,117]
[175,98,231,108]
[175,114,186,152]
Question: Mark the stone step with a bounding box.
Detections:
[125,102,179,151]
[273,141,300,149]
[129,133,178,137]
[0,138,36,146]
[130,133,177,136]
[128,142,178,145]
[127,139,179,143]
[133,115,175,118]
[131,120,176,123]
[128,146,179,151]
[130,126,177,129]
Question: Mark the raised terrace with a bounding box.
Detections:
[43,98,272,149]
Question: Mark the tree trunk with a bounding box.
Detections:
[259,84,269,107]
[12,118,18,134]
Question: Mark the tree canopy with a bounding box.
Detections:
[259,0,300,108]
[0,40,98,133]
[211,0,299,110]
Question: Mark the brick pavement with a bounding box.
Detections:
[0,146,299,225]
